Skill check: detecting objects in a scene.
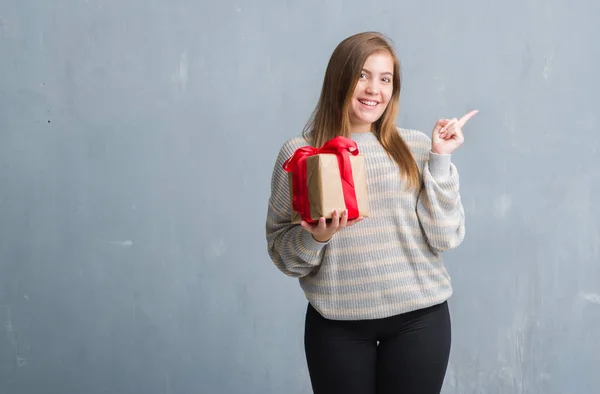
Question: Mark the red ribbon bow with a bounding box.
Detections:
[283,136,360,223]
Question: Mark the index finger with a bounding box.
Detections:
[457,109,479,128]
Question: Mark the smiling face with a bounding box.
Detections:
[347,51,395,133]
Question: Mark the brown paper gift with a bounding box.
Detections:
[282,137,370,224]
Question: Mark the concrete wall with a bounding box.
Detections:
[1,0,599,393]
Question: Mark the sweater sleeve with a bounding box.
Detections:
[416,151,466,254]
[265,142,329,278]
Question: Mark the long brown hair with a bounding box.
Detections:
[302,31,420,189]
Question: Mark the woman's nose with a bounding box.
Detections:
[365,81,380,94]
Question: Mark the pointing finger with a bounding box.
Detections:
[457,109,479,128]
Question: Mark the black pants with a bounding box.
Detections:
[304,301,451,394]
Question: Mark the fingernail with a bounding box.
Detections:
[344,209,348,216]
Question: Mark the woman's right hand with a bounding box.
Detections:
[300,209,364,243]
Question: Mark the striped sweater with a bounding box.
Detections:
[265,127,465,321]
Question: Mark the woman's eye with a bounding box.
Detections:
[359,73,367,79]
[382,77,391,83]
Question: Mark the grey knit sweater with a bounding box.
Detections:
[265,127,465,320]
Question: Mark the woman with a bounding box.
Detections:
[265,31,477,394]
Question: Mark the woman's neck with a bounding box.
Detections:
[349,124,374,133]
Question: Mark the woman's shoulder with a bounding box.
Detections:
[281,133,311,150]
[396,126,431,154]
[273,133,312,163]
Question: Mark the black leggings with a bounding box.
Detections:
[304,301,451,394]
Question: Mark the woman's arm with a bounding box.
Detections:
[265,142,329,278]
[416,151,466,254]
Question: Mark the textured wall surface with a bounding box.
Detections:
[1,0,599,393]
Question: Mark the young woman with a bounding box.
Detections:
[265,31,477,394]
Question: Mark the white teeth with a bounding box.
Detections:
[359,100,377,106]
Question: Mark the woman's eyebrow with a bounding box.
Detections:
[362,68,393,77]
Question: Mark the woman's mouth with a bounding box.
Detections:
[358,99,379,108]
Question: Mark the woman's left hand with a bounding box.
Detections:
[431,109,478,155]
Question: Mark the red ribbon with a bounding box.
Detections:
[282,136,360,223]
